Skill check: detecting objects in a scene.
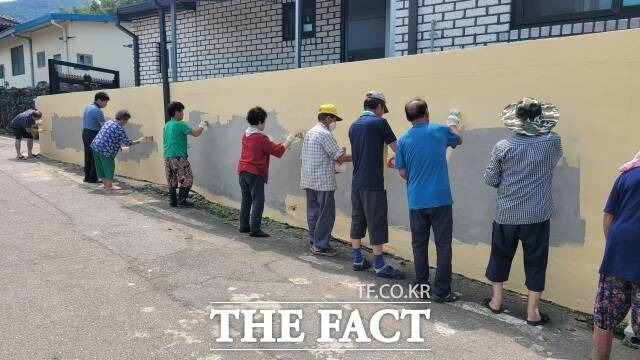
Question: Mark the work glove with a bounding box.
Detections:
[447,108,461,127]
[198,120,209,130]
[387,156,396,169]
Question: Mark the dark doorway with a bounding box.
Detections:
[343,0,387,62]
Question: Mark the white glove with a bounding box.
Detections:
[285,133,296,144]
[447,108,461,127]
[198,120,209,130]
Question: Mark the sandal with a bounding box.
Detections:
[483,298,503,314]
[28,153,41,159]
[16,155,27,160]
[526,312,550,326]
[374,264,405,280]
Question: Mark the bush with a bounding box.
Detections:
[0,82,49,129]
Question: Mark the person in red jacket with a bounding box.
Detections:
[237,106,299,237]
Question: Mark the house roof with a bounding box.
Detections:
[0,15,18,27]
[116,0,197,21]
[0,13,113,41]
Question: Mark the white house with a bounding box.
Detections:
[0,13,135,89]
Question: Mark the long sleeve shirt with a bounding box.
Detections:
[484,132,563,225]
[236,129,286,183]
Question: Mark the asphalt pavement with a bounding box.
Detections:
[0,136,635,360]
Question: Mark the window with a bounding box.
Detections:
[36,51,46,68]
[77,53,93,66]
[11,45,25,76]
[156,42,173,74]
[0,64,4,79]
[283,0,316,41]
[513,0,640,27]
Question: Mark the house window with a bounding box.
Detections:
[156,42,173,74]
[283,0,316,41]
[0,64,4,79]
[36,51,46,68]
[11,45,25,76]
[513,0,640,27]
[77,53,93,66]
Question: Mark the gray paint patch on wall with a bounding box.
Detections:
[116,123,158,163]
[447,128,585,246]
[188,110,306,213]
[186,114,585,247]
[51,113,83,151]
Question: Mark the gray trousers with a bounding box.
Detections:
[239,172,265,232]
[306,189,336,250]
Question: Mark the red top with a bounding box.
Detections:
[237,132,286,183]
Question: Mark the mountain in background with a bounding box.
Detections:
[0,0,87,22]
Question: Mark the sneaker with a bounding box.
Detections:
[310,245,337,257]
[432,292,461,303]
[374,264,405,280]
[353,258,372,271]
[249,230,270,238]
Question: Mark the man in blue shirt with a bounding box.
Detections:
[593,164,640,360]
[8,109,42,160]
[349,90,403,279]
[394,98,463,302]
[82,91,109,183]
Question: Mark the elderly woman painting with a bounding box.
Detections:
[90,110,151,190]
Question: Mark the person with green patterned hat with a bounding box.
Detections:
[482,97,563,326]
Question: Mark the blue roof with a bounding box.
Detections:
[0,13,112,41]
[14,13,113,33]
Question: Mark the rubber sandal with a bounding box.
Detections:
[433,292,461,303]
[483,298,503,314]
[16,155,27,160]
[28,154,41,159]
[374,264,405,280]
[527,312,550,326]
[353,258,371,271]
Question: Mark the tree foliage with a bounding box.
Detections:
[61,0,146,15]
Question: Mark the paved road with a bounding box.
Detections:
[0,137,634,360]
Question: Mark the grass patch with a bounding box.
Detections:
[140,183,294,229]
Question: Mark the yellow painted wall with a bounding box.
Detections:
[38,28,640,312]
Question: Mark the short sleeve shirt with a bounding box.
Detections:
[300,123,344,191]
[599,167,640,284]
[82,103,105,131]
[395,123,460,209]
[348,112,397,191]
[163,119,192,158]
[9,109,36,130]
[90,120,133,158]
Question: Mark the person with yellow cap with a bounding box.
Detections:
[300,104,352,256]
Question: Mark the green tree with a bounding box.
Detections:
[61,0,146,15]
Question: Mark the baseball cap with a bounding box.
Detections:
[318,103,343,121]
[366,90,389,113]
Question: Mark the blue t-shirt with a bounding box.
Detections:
[83,102,105,131]
[599,167,640,284]
[395,122,460,210]
[348,112,397,191]
[9,109,36,130]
